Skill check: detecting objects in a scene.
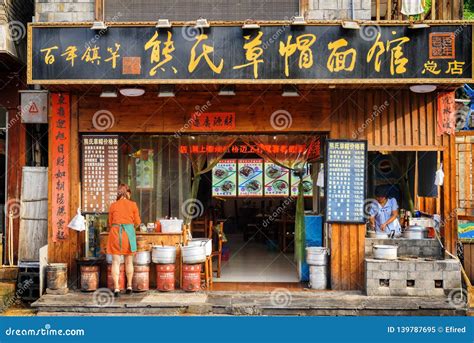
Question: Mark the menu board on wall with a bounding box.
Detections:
[325,140,367,223]
[290,165,313,197]
[51,93,70,242]
[238,159,264,197]
[264,162,290,197]
[82,135,119,213]
[212,159,237,197]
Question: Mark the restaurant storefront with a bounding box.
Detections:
[27,21,471,293]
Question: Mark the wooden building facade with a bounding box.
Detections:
[24,0,471,290]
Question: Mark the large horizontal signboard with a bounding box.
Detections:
[28,24,472,84]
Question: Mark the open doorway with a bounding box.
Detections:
[191,135,323,283]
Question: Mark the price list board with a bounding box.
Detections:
[325,140,367,224]
[82,135,119,213]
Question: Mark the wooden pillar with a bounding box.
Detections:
[2,72,26,265]
[48,92,82,285]
[95,0,104,21]
[5,93,26,264]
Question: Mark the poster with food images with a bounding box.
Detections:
[238,159,264,197]
[264,162,290,197]
[290,165,313,197]
[212,159,237,197]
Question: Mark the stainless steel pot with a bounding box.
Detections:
[188,238,212,256]
[152,245,177,264]
[373,244,398,260]
[403,225,427,239]
[133,251,151,265]
[182,244,206,264]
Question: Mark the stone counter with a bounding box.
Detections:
[365,258,461,296]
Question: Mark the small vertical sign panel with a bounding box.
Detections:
[20,90,48,123]
[51,93,70,242]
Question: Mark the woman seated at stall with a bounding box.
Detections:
[369,186,401,237]
[107,184,141,297]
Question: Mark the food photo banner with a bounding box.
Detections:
[28,24,472,83]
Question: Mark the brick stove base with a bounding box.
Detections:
[365,258,462,296]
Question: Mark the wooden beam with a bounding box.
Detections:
[432,0,436,20]
[387,0,392,20]
[95,0,103,21]
[376,0,381,20]
[299,0,309,18]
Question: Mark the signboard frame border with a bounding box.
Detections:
[27,22,474,85]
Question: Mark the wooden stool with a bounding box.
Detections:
[202,256,212,289]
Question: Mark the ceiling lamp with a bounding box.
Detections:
[282,84,299,97]
[100,86,118,98]
[195,18,210,29]
[156,19,172,28]
[119,88,145,97]
[291,16,306,26]
[342,21,360,30]
[91,21,107,30]
[158,85,175,97]
[218,85,236,96]
[409,85,437,93]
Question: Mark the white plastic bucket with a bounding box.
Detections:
[306,247,328,266]
[309,265,327,290]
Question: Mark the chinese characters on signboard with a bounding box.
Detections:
[326,140,367,223]
[190,113,235,131]
[51,93,70,242]
[30,26,472,83]
[82,135,119,213]
[437,91,456,136]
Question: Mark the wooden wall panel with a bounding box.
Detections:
[330,89,458,290]
[456,132,474,218]
[78,91,331,133]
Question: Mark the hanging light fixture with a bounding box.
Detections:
[218,85,236,96]
[119,87,145,97]
[158,85,175,97]
[282,84,299,97]
[195,18,210,29]
[100,86,118,98]
[409,85,437,93]
[291,16,306,26]
[91,21,107,30]
[156,19,172,28]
